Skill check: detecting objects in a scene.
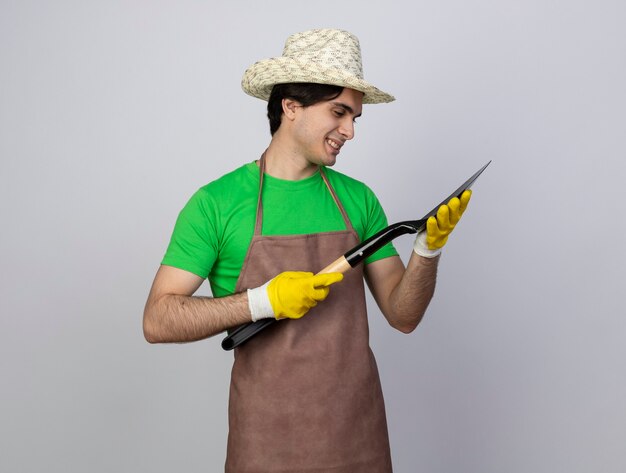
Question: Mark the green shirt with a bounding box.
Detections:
[162,162,398,297]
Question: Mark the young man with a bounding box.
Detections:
[144,29,471,472]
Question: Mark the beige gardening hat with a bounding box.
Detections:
[241,28,395,104]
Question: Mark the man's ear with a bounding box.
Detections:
[282,98,300,121]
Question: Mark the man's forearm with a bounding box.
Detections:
[387,252,439,333]
[143,292,252,343]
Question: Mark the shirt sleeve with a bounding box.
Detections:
[161,188,219,279]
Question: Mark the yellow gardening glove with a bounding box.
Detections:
[247,271,344,321]
[414,190,472,258]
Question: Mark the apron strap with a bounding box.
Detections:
[318,166,355,233]
[254,152,267,236]
[254,152,355,236]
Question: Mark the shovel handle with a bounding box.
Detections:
[317,255,351,275]
[221,223,420,351]
[220,255,352,351]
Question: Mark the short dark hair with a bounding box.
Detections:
[267,83,344,135]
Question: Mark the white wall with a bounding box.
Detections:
[2,1,624,471]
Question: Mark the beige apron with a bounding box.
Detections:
[225,155,392,473]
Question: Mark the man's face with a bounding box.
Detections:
[290,87,364,168]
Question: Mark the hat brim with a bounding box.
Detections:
[241,57,395,104]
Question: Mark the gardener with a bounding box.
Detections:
[143,28,471,472]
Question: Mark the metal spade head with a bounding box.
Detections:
[413,160,492,232]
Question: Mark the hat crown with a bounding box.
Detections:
[282,29,364,79]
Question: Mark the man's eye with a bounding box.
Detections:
[333,110,345,117]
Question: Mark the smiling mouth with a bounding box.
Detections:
[326,138,342,150]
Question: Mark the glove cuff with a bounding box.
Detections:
[247,282,275,322]
[413,231,442,259]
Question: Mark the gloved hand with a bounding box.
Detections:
[413,190,472,258]
[247,271,344,322]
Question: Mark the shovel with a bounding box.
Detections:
[221,160,491,350]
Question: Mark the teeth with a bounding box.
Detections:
[327,139,340,149]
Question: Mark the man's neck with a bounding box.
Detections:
[261,139,319,181]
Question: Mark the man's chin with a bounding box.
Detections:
[320,154,338,167]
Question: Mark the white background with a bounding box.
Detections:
[2,1,625,471]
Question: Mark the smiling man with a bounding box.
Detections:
[265,85,362,177]
[143,29,471,472]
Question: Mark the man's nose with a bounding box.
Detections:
[338,118,355,140]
